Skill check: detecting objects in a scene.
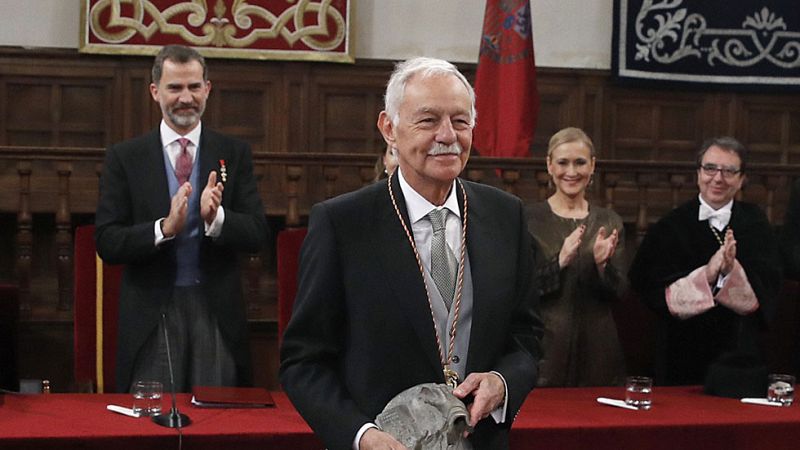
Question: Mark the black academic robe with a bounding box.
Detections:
[628,199,781,385]
[781,179,800,280]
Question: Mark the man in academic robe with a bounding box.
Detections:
[95,45,267,393]
[629,137,781,386]
[781,178,800,281]
[280,57,543,450]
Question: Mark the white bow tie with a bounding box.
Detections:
[698,204,731,230]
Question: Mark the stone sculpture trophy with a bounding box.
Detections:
[375,383,472,450]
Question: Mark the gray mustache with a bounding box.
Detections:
[428,143,462,156]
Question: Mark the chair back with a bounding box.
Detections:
[0,284,19,391]
[73,224,122,393]
[276,227,308,347]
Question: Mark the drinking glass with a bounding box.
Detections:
[625,376,653,410]
[132,380,163,416]
[767,374,795,406]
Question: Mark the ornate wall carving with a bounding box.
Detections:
[80,0,352,62]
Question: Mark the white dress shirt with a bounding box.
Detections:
[698,194,733,290]
[153,120,225,245]
[353,168,508,449]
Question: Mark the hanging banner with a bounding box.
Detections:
[473,0,538,158]
[613,0,800,88]
[80,0,353,63]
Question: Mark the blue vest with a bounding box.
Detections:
[163,147,202,286]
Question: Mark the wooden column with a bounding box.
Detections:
[603,173,619,210]
[323,166,339,200]
[635,173,653,244]
[56,162,73,311]
[764,174,782,223]
[464,169,484,184]
[669,174,687,209]
[501,169,520,196]
[15,161,32,314]
[535,171,550,202]
[285,165,303,227]
[359,167,375,187]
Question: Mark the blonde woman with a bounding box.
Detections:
[373,145,399,182]
[526,127,627,387]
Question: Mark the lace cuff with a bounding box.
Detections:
[715,260,759,315]
[665,266,716,319]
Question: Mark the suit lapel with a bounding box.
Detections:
[376,175,444,378]
[198,128,219,189]
[460,181,508,372]
[144,130,171,216]
[460,182,491,369]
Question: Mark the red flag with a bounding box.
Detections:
[473,0,539,158]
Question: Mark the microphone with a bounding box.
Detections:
[152,313,191,428]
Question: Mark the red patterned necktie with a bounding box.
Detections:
[175,137,193,184]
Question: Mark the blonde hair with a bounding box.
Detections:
[547,127,595,158]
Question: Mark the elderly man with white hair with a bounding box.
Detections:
[280,57,543,450]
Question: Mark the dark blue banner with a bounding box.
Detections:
[613,0,800,89]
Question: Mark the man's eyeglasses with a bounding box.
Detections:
[699,163,741,179]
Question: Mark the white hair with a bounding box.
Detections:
[383,57,476,126]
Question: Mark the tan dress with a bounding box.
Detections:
[526,201,627,387]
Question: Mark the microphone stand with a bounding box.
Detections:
[152,313,191,428]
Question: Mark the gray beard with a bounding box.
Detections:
[168,110,201,129]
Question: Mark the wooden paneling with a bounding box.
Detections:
[608,89,711,162]
[535,74,580,151]
[208,67,282,153]
[4,48,800,165]
[736,96,800,165]
[1,57,117,148]
[308,65,388,153]
[4,47,800,392]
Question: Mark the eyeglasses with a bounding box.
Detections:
[700,163,741,179]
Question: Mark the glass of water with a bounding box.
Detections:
[132,380,163,416]
[767,374,795,406]
[625,376,653,410]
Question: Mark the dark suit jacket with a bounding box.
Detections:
[95,127,267,392]
[280,175,543,450]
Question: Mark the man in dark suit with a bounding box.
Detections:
[280,57,543,450]
[96,45,267,393]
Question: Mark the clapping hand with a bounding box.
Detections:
[162,182,192,237]
[720,229,736,275]
[706,229,737,283]
[201,171,224,225]
[559,224,585,268]
[593,226,619,273]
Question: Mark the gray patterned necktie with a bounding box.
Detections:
[428,209,458,310]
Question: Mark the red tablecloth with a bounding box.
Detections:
[0,391,320,450]
[512,386,800,450]
[1,386,798,449]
